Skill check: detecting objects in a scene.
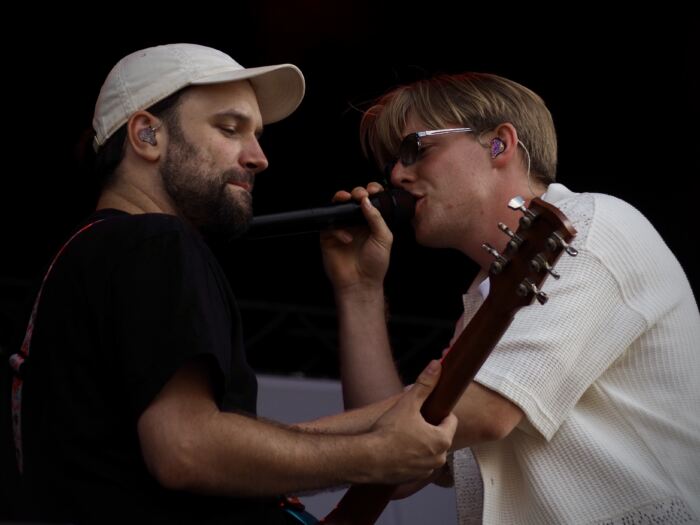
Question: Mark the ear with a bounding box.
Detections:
[126,111,163,161]
[489,123,518,167]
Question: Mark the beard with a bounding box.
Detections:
[160,125,253,241]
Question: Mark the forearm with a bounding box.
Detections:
[450,382,524,450]
[139,358,456,499]
[293,394,399,435]
[140,371,389,496]
[184,410,387,496]
[335,286,404,408]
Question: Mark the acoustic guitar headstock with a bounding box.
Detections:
[482,196,578,311]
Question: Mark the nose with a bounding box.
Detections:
[240,137,269,174]
[389,161,415,189]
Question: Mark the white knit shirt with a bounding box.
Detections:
[451,184,700,524]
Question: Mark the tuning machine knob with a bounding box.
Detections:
[498,222,523,250]
[508,196,537,228]
[546,231,578,256]
[516,278,549,305]
[482,243,507,275]
[529,253,560,279]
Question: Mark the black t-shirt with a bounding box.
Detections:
[19,210,290,524]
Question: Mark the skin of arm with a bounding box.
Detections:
[137,357,457,497]
[292,394,399,435]
[321,184,404,407]
[322,186,523,453]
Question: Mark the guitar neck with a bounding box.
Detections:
[322,295,515,525]
[422,294,515,423]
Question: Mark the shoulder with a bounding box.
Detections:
[89,211,205,253]
[544,184,663,252]
[94,211,191,240]
[67,211,216,278]
[544,184,693,319]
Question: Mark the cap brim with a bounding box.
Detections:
[191,64,305,124]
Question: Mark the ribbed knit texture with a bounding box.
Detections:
[452,184,700,524]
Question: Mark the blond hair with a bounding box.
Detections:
[360,72,558,184]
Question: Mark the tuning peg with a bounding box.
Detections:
[482,243,507,275]
[529,254,561,279]
[546,232,579,256]
[516,278,549,305]
[508,196,537,228]
[498,222,523,249]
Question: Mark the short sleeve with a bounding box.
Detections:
[107,226,232,418]
[475,248,648,439]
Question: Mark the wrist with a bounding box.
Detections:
[354,430,387,485]
[433,453,454,487]
[334,282,385,306]
[335,431,381,485]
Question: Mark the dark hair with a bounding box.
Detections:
[93,88,190,189]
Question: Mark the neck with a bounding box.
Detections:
[468,179,548,271]
[96,167,177,216]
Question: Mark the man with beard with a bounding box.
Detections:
[9,44,457,524]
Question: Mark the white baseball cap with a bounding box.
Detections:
[92,43,305,151]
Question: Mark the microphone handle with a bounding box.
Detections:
[244,190,415,239]
[247,202,363,238]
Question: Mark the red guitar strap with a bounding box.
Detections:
[9,219,104,474]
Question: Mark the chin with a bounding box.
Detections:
[414,222,450,249]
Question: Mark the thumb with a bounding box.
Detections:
[408,359,442,402]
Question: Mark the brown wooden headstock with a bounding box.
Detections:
[483,196,577,313]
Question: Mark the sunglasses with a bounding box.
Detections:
[385,127,474,176]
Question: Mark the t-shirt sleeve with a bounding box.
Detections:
[475,249,645,440]
[107,226,231,418]
[473,195,660,440]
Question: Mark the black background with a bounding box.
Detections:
[2,6,697,382]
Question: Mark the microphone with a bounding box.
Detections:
[243,189,416,239]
